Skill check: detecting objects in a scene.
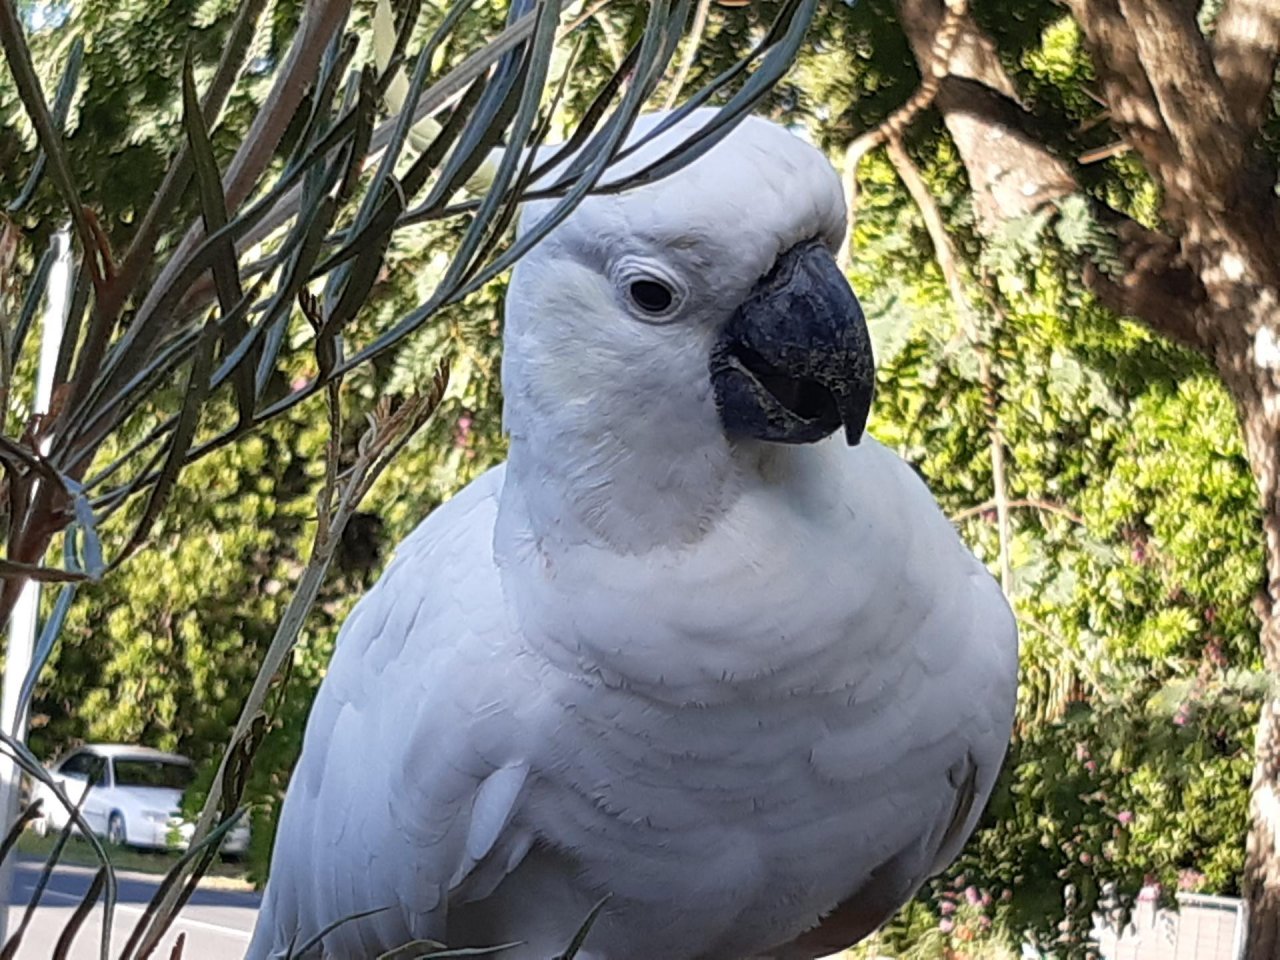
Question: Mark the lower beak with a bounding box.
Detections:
[710,239,875,445]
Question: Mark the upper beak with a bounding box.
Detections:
[710,239,875,446]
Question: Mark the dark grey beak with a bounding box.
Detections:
[710,239,875,446]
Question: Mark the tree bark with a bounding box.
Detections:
[887,0,1280,954]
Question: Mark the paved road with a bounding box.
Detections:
[6,855,260,959]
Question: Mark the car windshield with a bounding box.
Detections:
[112,758,194,790]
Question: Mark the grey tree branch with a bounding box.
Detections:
[1111,0,1252,205]
[1212,0,1280,131]
[891,0,1210,354]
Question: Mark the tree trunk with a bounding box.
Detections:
[1246,696,1280,958]
[1221,290,1280,960]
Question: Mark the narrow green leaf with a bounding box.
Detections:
[557,897,610,960]
[10,241,54,365]
[117,810,247,960]
[50,867,106,960]
[288,905,392,959]
[6,36,82,214]
[117,318,218,561]
[182,53,254,426]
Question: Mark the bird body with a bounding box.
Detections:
[249,111,1018,960]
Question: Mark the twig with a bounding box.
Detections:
[883,129,1012,593]
[838,0,968,268]
[0,559,88,584]
[1078,141,1131,164]
[951,497,1086,526]
[984,362,1013,594]
[562,0,617,34]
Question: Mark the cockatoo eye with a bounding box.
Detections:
[614,258,684,322]
[629,279,675,315]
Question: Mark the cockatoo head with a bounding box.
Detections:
[501,110,874,548]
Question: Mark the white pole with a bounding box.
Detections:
[0,227,71,938]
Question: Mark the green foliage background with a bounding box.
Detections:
[1,0,1267,953]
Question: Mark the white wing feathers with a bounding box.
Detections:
[248,468,533,959]
[454,763,530,886]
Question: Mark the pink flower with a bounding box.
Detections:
[965,886,981,906]
[939,918,955,934]
[940,901,956,915]
[454,414,474,449]
[979,916,992,929]
[1178,869,1206,890]
[1085,760,1098,773]
[1116,810,1135,825]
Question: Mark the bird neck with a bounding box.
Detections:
[500,425,749,554]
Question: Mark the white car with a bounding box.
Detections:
[30,744,250,856]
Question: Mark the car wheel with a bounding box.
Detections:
[107,812,127,847]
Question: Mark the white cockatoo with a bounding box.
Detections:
[247,109,1018,960]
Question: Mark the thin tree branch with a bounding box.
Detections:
[951,498,1086,527]
[884,132,966,310]
[0,559,89,584]
[562,0,615,32]
[1077,141,1130,164]
[137,367,450,957]
[839,0,966,267]
[884,132,1012,593]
